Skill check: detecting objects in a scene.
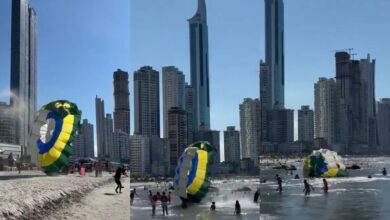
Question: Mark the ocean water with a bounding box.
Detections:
[131,157,390,219]
[260,157,390,220]
[130,178,260,219]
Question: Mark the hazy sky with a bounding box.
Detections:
[1,0,390,160]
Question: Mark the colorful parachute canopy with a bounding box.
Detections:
[303,149,348,178]
[29,100,81,174]
[174,141,216,203]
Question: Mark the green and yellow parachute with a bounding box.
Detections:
[303,149,348,178]
[174,141,216,203]
[29,100,81,174]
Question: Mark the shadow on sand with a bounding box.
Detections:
[0,175,46,180]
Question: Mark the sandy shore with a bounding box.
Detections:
[0,171,117,220]
[44,176,130,220]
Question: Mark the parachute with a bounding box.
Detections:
[174,141,216,203]
[29,100,81,174]
[303,148,348,178]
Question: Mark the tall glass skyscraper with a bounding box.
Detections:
[188,0,210,131]
[264,0,284,109]
[10,0,37,159]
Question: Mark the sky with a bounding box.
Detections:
[1,0,390,160]
[0,0,130,154]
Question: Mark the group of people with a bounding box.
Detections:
[275,174,329,197]
[149,191,172,216]
[210,200,241,215]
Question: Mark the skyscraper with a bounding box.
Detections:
[134,66,160,136]
[189,0,210,131]
[112,129,130,163]
[95,96,106,158]
[185,83,194,145]
[0,102,16,144]
[264,0,284,109]
[10,0,37,154]
[167,107,188,174]
[162,66,185,138]
[240,98,260,164]
[224,126,240,164]
[104,113,114,160]
[113,69,130,134]
[298,105,314,144]
[377,99,390,153]
[73,119,94,158]
[267,107,294,144]
[314,77,336,145]
[129,135,150,175]
[334,52,376,153]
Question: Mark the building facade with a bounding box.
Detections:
[334,52,376,153]
[298,105,314,144]
[264,0,284,109]
[167,107,188,174]
[314,77,337,145]
[162,66,185,138]
[129,135,150,175]
[189,0,210,131]
[112,129,129,163]
[73,119,94,158]
[95,96,106,158]
[267,108,294,144]
[239,98,260,163]
[104,114,114,160]
[185,83,194,145]
[134,66,160,136]
[10,0,37,157]
[223,126,240,164]
[113,69,130,134]
[0,103,16,144]
[377,99,390,153]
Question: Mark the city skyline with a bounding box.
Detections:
[1,0,390,159]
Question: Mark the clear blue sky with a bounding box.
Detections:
[1,0,390,159]
[0,0,130,153]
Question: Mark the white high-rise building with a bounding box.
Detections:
[112,129,129,163]
[104,114,114,160]
[239,98,260,164]
[162,66,185,138]
[129,135,150,175]
[73,119,94,158]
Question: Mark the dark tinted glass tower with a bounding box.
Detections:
[264,0,284,109]
[10,0,37,158]
[188,0,210,131]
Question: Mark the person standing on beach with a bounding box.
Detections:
[114,166,127,193]
[235,200,241,215]
[161,192,169,216]
[303,179,315,196]
[151,192,160,216]
[322,178,328,193]
[276,174,283,193]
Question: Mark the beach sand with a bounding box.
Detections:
[0,171,128,220]
[45,176,130,220]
